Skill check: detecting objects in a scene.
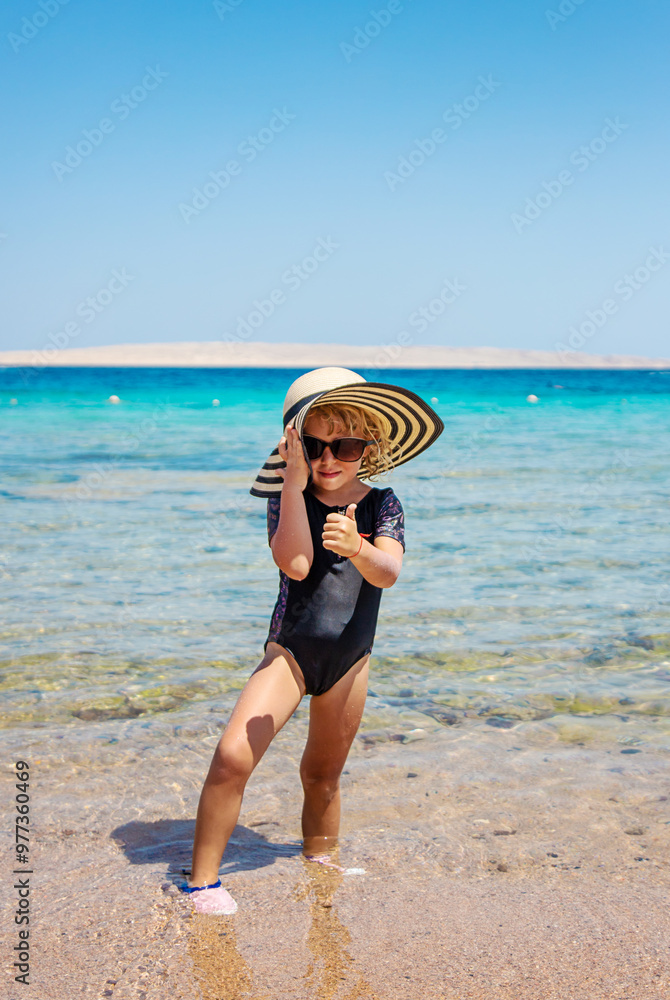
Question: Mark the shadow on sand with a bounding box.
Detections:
[111,817,303,880]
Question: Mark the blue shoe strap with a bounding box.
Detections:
[183,879,222,893]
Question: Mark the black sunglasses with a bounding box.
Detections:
[302,434,374,462]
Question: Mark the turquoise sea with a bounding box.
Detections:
[1,366,669,752]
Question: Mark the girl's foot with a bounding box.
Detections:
[303,854,366,876]
[304,852,345,871]
[184,879,238,915]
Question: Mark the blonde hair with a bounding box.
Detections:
[307,402,396,480]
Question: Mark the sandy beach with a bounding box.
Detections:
[2,710,668,1000]
[2,340,670,369]
[3,365,669,998]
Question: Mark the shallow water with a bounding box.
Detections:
[1,367,669,751]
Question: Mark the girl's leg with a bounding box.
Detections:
[299,653,369,857]
[190,643,306,887]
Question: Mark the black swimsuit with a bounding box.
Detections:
[265,487,405,696]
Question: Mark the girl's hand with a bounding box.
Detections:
[322,503,361,557]
[275,423,311,491]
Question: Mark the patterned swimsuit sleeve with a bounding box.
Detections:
[266,495,288,643]
[267,496,281,545]
[374,489,405,551]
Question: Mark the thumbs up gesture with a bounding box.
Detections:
[322,503,364,558]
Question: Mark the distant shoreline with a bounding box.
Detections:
[1,340,669,369]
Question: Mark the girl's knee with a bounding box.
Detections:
[300,766,341,799]
[208,743,254,786]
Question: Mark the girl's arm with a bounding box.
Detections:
[270,425,314,580]
[351,535,403,589]
[322,505,403,588]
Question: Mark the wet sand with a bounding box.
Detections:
[1,712,668,999]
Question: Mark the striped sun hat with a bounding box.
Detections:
[249,367,444,498]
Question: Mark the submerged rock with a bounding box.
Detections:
[358,729,392,746]
[402,729,428,744]
[414,704,460,727]
[73,702,146,722]
[624,635,655,650]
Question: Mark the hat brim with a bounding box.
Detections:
[250,382,443,498]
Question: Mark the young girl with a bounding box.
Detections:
[185,368,443,914]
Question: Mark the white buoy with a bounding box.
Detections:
[526,394,539,403]
[430,397,439,404]
[9,398,18,405]
[108,395,120,404]
[212,399,220,406]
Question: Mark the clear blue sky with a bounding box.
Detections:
[2,0,669,357]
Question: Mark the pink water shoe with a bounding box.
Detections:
[183,879,238,915]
